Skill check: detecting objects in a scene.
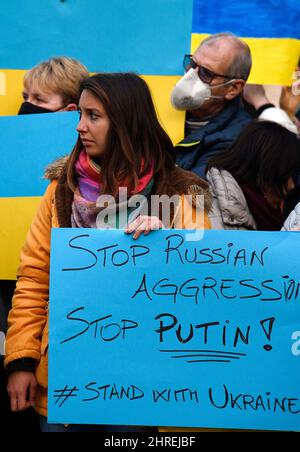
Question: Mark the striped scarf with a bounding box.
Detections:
[71,150,154,228]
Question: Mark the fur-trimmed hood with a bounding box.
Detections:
[44,156,69,181]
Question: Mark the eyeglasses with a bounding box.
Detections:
[183,54,236,84]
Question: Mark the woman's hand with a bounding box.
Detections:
[280,86,299,116]
[125,215,164,240]
[292,78,300,97]
[243,84,269,110]
[7,371,37,412]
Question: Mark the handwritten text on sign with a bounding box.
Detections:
[49,229,300,431]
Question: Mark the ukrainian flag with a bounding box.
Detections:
[0,0,193,279]
[2,0,299,279]
[191,0,300,85]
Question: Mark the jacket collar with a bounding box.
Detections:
[176,96,245,146]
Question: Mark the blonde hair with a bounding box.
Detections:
[24,57,89,105]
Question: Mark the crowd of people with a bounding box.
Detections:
[1,32,300,432]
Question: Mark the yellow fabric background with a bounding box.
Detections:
[0,197,41,279]
[191,34,300,86]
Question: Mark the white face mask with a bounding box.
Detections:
[171,68,234,111]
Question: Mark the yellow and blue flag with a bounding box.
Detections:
[191,0,300,85]
[0,0,193,279]
[1,0,299,278]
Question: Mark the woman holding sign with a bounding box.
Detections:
[4,73,211,432]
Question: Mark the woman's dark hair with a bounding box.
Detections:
[207,120,300,198]
[67,73,175,196]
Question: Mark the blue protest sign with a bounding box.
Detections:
[0,0,193,75]
[0,112,77,198]
[49,229,300,431]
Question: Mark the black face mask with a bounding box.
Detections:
[18,101,60,115]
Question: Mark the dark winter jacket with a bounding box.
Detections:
[174,97,251,179]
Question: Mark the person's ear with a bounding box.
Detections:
[64,103,77,111]
[225,80,245,101]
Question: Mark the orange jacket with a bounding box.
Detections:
[5,181,59,416]
[5,177,211,419]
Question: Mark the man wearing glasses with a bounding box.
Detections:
[171,32,252,179]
